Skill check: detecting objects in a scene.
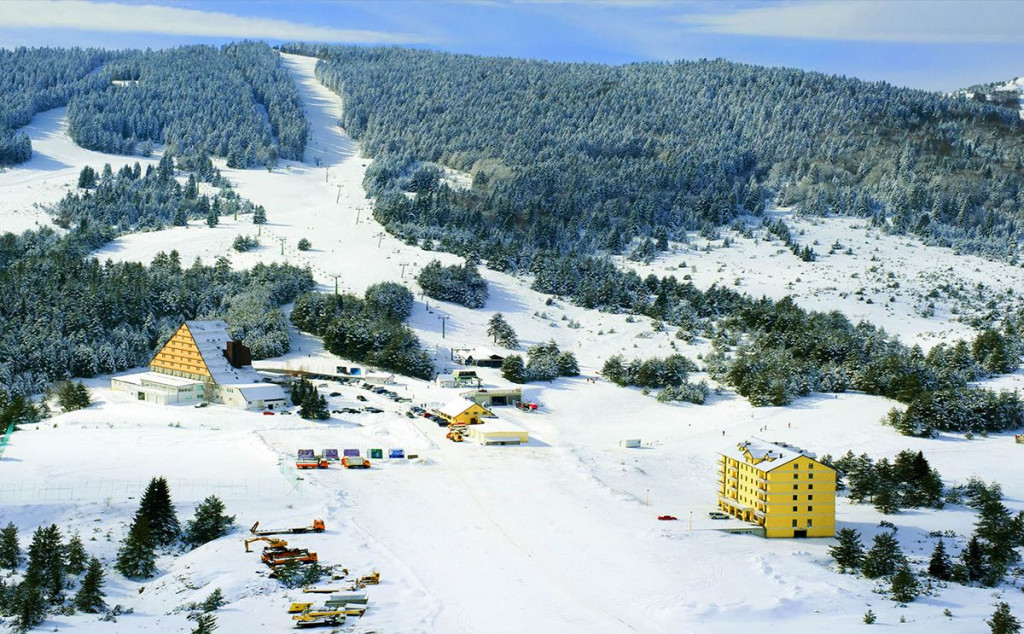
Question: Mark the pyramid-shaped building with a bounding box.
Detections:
[111,320,287,410]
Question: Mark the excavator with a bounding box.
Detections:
[249,519,325,536]
[244,536,289,553]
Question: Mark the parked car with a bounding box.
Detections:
[341,407,360,414]
[708,511,729,520]
[356,395,368,402]
[262,411,275,416]
[362,406,384,413]
[329,392,341,397]
[280,411,292,415]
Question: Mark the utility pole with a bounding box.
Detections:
[279,237,286,255]
[376,232,385,248]
[336,185,341,204]
[400,262,409,278]
[440,314,447,339]
[355,207,361,224]
[331,274,341,296]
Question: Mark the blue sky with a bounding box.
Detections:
[1,0,1022,91]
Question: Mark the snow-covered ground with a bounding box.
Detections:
[2,53,1024,632]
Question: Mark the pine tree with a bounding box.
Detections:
[206,205,219,228]
[928,538,952,581]
[556,351,580,377]
[184,496,235,548]
[74,557,106,613]
[190,611,219,633]
[501,354,527,384]
[862,531,906,579]
[136,477,180,547]
[25,524,64,602]
[989,602,1022,634]
[958,534,989,584]
[115,516,157,579]
[487,313,519,349]
[889,563,920,603]
[863,609,876,624]
[200,587,225,612]
[299,387,329,420]
[252,205,267,225]
[12,580,45,632]
[829,527,864,573]
[65,532,88,575]
[297,238,311,251]
[0,522,21,569]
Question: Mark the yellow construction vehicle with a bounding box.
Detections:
[446,424,467,442]
[355,570,380,586]
[244,536,288,553]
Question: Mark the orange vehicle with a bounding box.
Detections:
[262,548,318,566]
[342,455,371,469]
[250,519,325,536]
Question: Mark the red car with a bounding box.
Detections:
[262,411,275,416]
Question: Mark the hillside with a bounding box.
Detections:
[286,44,1024,265]
[1,49,1024,633]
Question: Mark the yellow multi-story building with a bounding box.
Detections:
[717,439,836,538]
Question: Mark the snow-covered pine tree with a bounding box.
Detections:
[184,496,235,548]
[74,557,106,613]
[115,516,157,579]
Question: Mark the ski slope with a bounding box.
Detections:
[1,53,1024,633]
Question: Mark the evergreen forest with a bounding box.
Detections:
[284,43,1024,265]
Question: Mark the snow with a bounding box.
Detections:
[1,53,1024,632]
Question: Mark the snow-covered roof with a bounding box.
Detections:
[722,439,817,472]
[229,383,287,402]
[476,419,524,434]
[455,347,503,360]
[113,371,202,388]
[185,320,263,386]
[439,397,483,418]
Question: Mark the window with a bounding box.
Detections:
[807,506,813,512]
[809,473,814,480]
[793,473,799,479]
[807,519,813,527]
[792,506,798,512]
[792,519,798,527]
[808,484,814,490]
[793,484,798,490]
[808,463,814,469]
[792,494,798,501]
[808,495,814,501]
[137,392,146,401]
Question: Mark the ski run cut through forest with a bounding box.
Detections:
[2,43,1024,634]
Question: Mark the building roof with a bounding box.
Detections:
[475,419,525,434]
[185,320,264,386]
[721,439,819,472]
[230,383,287,402]
[455,347,504,360]
[438,397,491,418]
[113,371,203,388]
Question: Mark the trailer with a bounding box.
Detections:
[262,549,318,566]
[250,519,325,536]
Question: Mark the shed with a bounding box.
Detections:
[460,387,523,407]
[469,420,529,445]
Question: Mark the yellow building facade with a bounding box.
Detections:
[718,440,836,538]
[435,398,495,426]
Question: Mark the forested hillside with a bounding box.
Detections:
[284,44,1024,265]
[0,47,111,165]
[66,42,306,167]
[0,154,314,396]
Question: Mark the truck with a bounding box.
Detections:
[250,519,325,536]
[296,449,329,469]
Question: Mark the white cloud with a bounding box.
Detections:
[675,0,1024,45]
[0,0,434,44]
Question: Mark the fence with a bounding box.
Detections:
[0,477,308,505]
